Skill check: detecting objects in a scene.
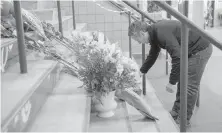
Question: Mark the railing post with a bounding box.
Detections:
[180,1,189,132]
[57,0,63,36]
[13,1,27,74]
[166,1,172,75]
[142,15,146,95]
[128,11,132,58]
[196,90,200,107]
[72,1,76,30]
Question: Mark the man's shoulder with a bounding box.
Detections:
[154,20,180,26]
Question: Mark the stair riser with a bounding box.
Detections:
[1,63,61,132]
[30,9,66,21]
[53,17,74,32]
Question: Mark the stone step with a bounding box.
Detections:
[88,53,177,132]
[63,23,88,39]
[89,80,178,132]
[133,79,178,132]
[45,16,88,34]
[27,73,91,132]
[45,16,72,32]
[1,59,61,132]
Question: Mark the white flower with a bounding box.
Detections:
[116,63,124,75]
[104,54,116,63]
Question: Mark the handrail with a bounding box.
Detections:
[123,1,222,51]
[13,1,27,73]
[153,1,222,50]
[72,1,76,30]
[122,1,156,23]
[108,1,140,21]
[57,1,63,36]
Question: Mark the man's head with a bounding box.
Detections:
[128,20,150,44]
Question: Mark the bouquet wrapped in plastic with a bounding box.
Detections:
[116,88,159,120]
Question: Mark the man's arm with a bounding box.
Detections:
[165,35,181,85]
[140,44,160,73]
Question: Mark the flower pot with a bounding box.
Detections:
[93,91,117,118]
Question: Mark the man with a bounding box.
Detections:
[128,20,212,126]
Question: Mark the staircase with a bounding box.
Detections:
[26,73,91,132]
[1,1,179,132]
[1,7,90,132]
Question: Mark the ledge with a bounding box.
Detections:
[1,59,59,132]
[27,73,91,132]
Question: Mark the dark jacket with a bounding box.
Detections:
[140,20,210,85]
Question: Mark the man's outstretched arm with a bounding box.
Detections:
[164,35,181,85]
[140,44,161,73]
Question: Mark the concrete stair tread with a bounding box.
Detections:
[1,59,57,123]
[89,101,130,132]
[144,80,178,132]
[63,23,88,40]
[30,8,65,21]
[75,23,88,31]
[125,102,159,132]
[28,73,91,132]
[46,15,72,25]
[1,38,17,48]
[125,79,178,132]
[89,79,178,132]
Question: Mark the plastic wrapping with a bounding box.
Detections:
[115,89,159,120]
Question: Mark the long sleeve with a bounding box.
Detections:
[140,44,160,73]
[165,35,181,85]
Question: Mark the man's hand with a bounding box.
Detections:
[166,83,175,93]
[139,72,143,78]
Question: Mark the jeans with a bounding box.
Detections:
[172,44,213,121]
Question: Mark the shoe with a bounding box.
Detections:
[175,116,191,127]
[169,110,178,120]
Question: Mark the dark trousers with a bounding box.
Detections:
[172,44,213,121]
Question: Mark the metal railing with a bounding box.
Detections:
[13,1,27,73]
[12,1,76,74]
[57,1,63,36]
[122,0,222,132]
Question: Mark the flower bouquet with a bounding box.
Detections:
[69,31,142,117]
[71,31,141,95]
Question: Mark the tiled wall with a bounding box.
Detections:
[59,1,150,53]
[20,1,152,53]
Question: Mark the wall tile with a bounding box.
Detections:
[87,15,96,23]
[113,23,121,31]
[87,23,96,31]
[78,6,88,15]
[60,1,71,7]
[95,15,105,23]
[105,15,113,22]
[121,22,129,30]
[105,23,113,31]
[87,3,96,14]
[113,31,122,43]
[96,23,105,32]
[112,14,121,22]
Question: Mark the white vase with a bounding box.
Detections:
[93,91,117,118]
